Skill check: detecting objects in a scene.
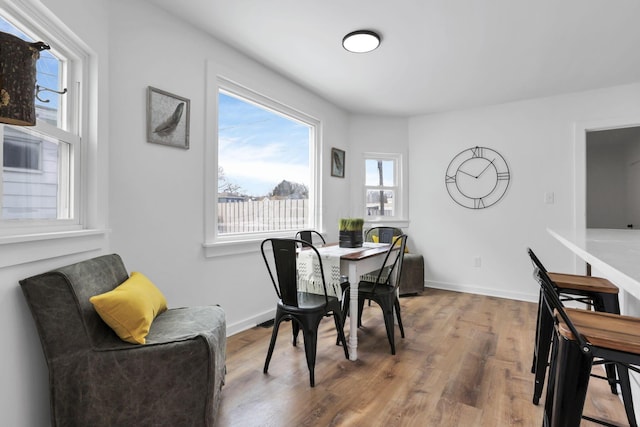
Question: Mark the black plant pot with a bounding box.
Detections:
[339,230,363,248]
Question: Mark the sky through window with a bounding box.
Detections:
[218,91,310,197]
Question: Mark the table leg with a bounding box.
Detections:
[348,262,358,361]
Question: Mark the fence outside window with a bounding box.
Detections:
[218,198,308,234]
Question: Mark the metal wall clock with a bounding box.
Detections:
[445,146,510,209]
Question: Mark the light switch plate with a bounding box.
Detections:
[544,192,555,204]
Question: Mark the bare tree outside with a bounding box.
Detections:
[218,166,243,194]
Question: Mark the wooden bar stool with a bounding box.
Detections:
[527,248,620,405]
[533,267,638,427]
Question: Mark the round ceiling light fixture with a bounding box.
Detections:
[342,30,381,53]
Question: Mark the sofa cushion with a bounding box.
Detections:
[90,272,168,344]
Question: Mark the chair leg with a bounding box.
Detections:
[264,311,284,374]
[599,293,622,395]
[543,330,559,426]
[394,297,405,338]
[300,315,323,387]
[357,297,365,328]
[532,291,543,374]
[617,363,638,427]
[533,299,554,405]
[292,320,300,347]
[380,297,396,355]
[549,335,592,427]
[341,290,350,316]
[332,311,349,359]
[338,292,350,346]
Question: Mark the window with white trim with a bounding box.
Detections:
[212,79,319,241]
[364,152,403,220]
[0,10,82,227]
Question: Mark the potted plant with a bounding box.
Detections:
[339,218,364,248]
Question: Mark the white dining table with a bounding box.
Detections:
[314,242,393,361]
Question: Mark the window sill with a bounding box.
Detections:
[365,219,410,229]
[203,239,262,258]
[0,228,109,268]
[203,230,297,258]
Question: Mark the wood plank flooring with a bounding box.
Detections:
[214,289,628,427]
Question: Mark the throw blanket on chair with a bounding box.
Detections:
[296,250,342,299]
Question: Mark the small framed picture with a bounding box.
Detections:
[147,86,190,149]
[331,147,345,178]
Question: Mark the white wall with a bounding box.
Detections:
[107,0,350,333]
[0,0,110,426]
[408,83,640,301]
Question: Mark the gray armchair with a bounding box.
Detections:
[19,254,226,427]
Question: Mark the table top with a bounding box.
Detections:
[548,228,640,300]
[317,242,391,260]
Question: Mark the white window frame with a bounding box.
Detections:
[0,1,85,236]
[363,152,407,225]
[0,0,99,252]
[203,71,322,257]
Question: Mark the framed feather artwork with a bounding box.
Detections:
[146,86,190,149]
[331,147,345,178]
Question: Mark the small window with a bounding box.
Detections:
[215,83,318,238]
[364,153,402,220]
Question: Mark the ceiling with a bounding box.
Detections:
[144,0,640,117]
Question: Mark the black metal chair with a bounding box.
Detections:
[362,227,402,305]
[260,238,348,387]
[533,266,638,427]
[295,230,326,246]
[342,234,407,355]
[526,248,620,404]
[365,226,400,244]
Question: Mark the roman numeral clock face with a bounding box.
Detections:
[445,146,510,209]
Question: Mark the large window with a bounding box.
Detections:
[215,81,318,239]
[0,10,81,227]
[364,153,403,220]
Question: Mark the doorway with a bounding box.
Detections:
[586,126,640,229]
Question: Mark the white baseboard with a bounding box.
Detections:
[425,280,538,303]
[226,308,276,336]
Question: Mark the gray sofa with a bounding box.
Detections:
[19,254,226,427]
[399,252,425,295]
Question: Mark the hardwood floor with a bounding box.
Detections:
[215,289,627,427]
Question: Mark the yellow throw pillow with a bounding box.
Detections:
[89,272,168,344]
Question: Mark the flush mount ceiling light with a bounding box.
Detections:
[342,30,380,53]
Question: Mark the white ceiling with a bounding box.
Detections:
[144,0,640,116]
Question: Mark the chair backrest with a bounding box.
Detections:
[261,238,329,307]
[365,226,402,243]
[527,247,549,273]
[532,266,590,352]
[295,230,326,245]
[370,234,407,292]
[19,254,132,360]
